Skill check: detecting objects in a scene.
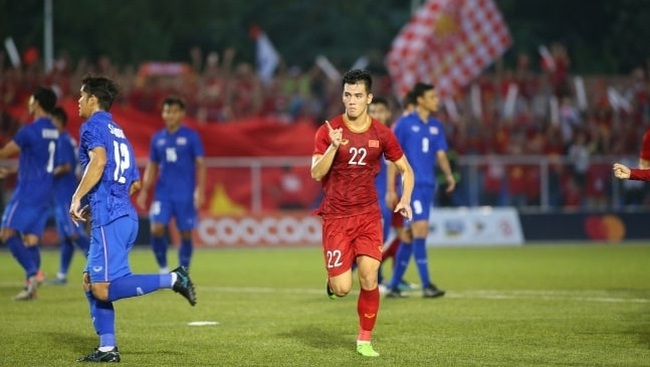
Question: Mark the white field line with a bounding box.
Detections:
[1,281,647,303]
[200,286,650,304]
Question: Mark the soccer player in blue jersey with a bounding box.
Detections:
[46,106,90,285]
[0,86,59,300]
[70,75,197,363]
[385,82,456,299]
[136,96,206,273]
[368,97,401,285]
[368,96,418,293]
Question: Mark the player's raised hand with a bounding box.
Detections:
[69,198,90,226]
[612,162,631,180]
[325,120,342,148]
[394,200,412,221]
[445,175,457,193]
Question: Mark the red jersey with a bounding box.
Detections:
[313,115,404,218]
[630,168,650,181]
[640,129,650,161]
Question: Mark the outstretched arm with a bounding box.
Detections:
[613,162,650,181]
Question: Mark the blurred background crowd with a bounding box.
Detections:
[2,0,650,212]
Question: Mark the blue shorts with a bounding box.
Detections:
[86,216,137,283]
[53,201,87,239]
[409,185,435,223]
[1,199,49,237]
[378,198,392,242]
[150,198,197,231]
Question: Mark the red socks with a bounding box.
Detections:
[357,287,379,341]
[382,237,401,263]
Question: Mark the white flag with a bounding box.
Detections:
[252,26,279,85]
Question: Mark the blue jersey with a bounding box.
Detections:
[393,112,448,187]
[149,126,204,201]
[374,158,388,198]
[53,131,79,206]
[11,117,59,203]
[78,111,139,227]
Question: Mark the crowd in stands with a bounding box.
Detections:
[2,43,650,211]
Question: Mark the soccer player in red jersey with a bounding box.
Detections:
[311,69,414,357]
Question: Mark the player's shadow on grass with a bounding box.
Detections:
[278,326,349,351]
[44,331,98,355]
[624,307,650,349]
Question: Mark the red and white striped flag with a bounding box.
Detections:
[386,0,512,100]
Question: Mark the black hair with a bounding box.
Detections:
[33,86,57,113]
[342,69,372,93]
[402,89,417,108]
[410,82,435,100]
[162,95,186,110]
[81,74,120,111]
[51,106,68,127]
[370,96,389,108]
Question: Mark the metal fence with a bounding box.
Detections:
[194,155,645,214]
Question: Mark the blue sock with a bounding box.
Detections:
[75,235,90,257]
[85,289,98,330]
[152,237,167,268]
[107,274,171,302]
[179,238,193,268]
[95,300,116,348]
[28,245,41,270]
[6,235,37,278]
[412,238,432,287]
[388,243,412,289]
[85,290,115,347]
[60,239,75,275]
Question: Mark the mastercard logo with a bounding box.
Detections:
[584,215,625,242]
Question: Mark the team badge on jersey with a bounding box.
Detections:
[177,137,187,145]
[429,126,439,135]
[340,139,350,145]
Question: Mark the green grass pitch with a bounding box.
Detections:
[1,243,649,366]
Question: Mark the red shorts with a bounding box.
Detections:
[391,210,404,228]
[321,211,383,277]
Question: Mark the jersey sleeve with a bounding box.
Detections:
[81,121,105,152]
[435,130,449,152]
[313,124,330,155]
[630,168,650,181]
[191,130,205,158]
[392,118,407,144]
[12,125,31,150]
[383,128,404,162]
